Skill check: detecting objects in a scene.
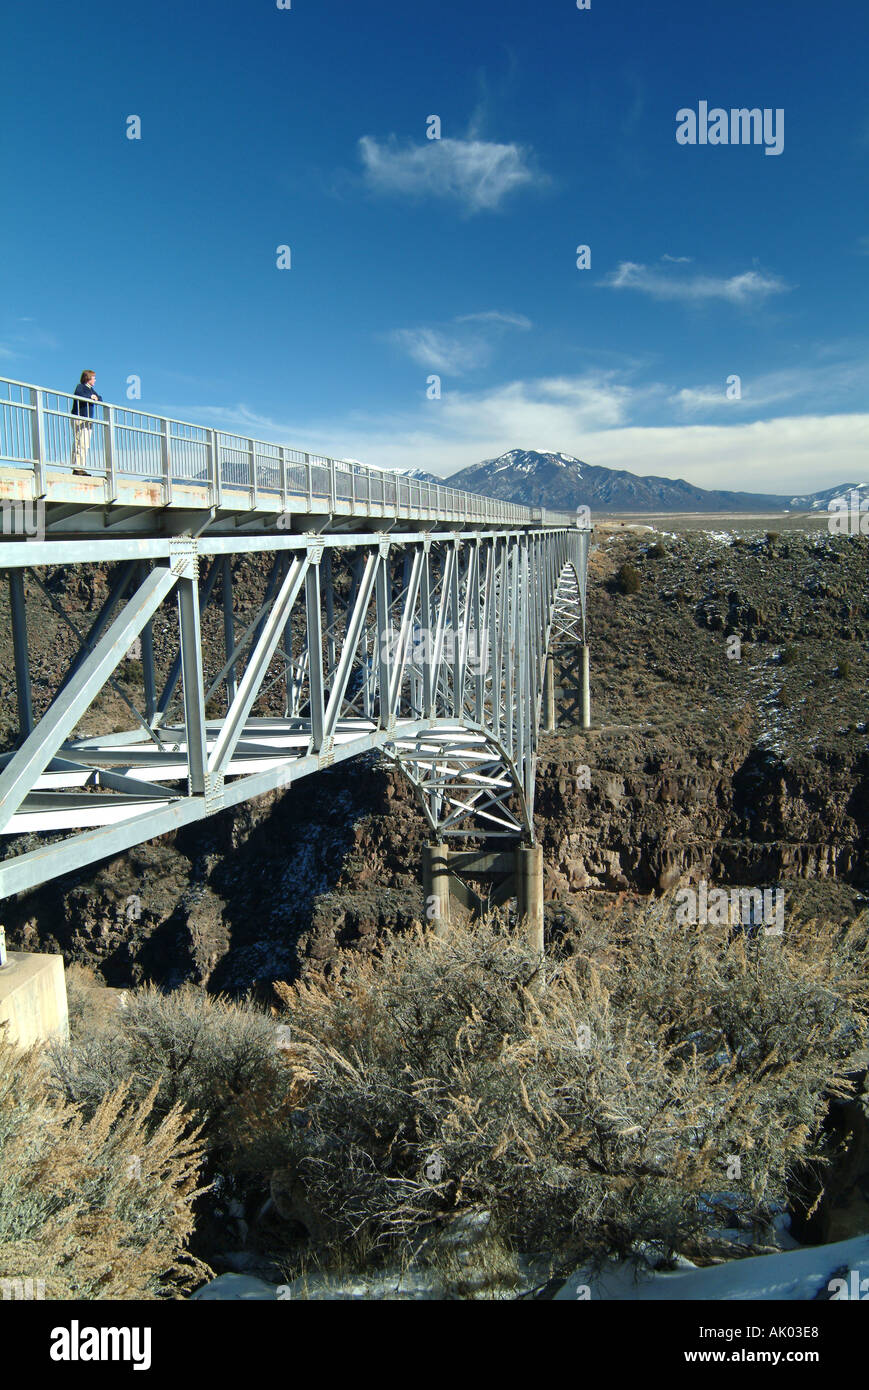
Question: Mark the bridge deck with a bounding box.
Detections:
[0,376,576,539]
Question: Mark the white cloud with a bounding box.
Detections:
[671,358,869,414]
[661,254,693,264]
[603,261,789,305]
[389,310,531,375]
[334,408,869,495]
[358,134,545,212]
[307,404,869,494]
[454,310,532,328]
[166,373,869,495]
[671,386,733,411]
[434,374,631,438]
[585,415,869,495]
[390,327,490,374]
[167,372,626,468]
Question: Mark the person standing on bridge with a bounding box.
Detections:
[70,369,102,475]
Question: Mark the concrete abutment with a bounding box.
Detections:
[0,928,69,1050]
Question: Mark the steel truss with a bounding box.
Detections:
[545,563,589,728]
[0,526,588,901]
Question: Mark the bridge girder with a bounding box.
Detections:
[0,526,588,902]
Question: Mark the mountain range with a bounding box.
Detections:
[434,450,869,514]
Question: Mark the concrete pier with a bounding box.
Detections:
[580,643,591,729]
[421,841,452,937]
[420,841,546,973]
[0,949,68,1050]
[515,843,545,979]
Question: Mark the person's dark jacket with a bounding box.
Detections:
[71,382,102,418]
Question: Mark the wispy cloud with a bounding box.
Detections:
[602,260,789,305]
[390,327,488,374]
[358,134,546,212]
[455,310,532,328]
[432,372,631,438]
[389,310,531,375]
[661,253,693,264]
[0,318,61,362]
[155,402,288,437]
[671,385,739,412]
[671,357,869,414]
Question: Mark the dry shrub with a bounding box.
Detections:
[617,562,641,595]
[0,1041,208,1299]
[49,984,291,1163]
[257,902,868,1268]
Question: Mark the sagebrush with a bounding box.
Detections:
[252,901,867,1266]
[44,900,868,1277]
[0,1041,208,1298]
[51,980,293,1165]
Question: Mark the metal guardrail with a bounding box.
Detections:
[0,377,579,528]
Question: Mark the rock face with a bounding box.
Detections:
[535,527,867,901]
[3,758,428,994]
[793,1083,869,1246]
[1,527,866,991]
[537,727,868,898]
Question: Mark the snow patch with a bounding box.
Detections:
[556,1232,869,1301]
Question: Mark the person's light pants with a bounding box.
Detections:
[71,420,92,470]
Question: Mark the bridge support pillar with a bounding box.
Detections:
[542,652,556,733]
[515,844,544,980]
[0,935,68,1050]
[422,841,452,937]
[581,643,591,729]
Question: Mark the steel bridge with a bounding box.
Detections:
[0,377,589,927]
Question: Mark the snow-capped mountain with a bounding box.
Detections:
[394,466,444,485]
[446,450,867,514]
[786,482,869,512]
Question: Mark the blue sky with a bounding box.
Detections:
[2,0,867,491]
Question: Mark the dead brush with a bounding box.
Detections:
[245,903,868,1273]
[48,982,294,1165]
[0,1040,209,1299]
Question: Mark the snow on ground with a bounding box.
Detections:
[556,1233,869,1300]
[190,1233,869,1301]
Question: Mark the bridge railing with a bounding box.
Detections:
[0,377,580,528]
